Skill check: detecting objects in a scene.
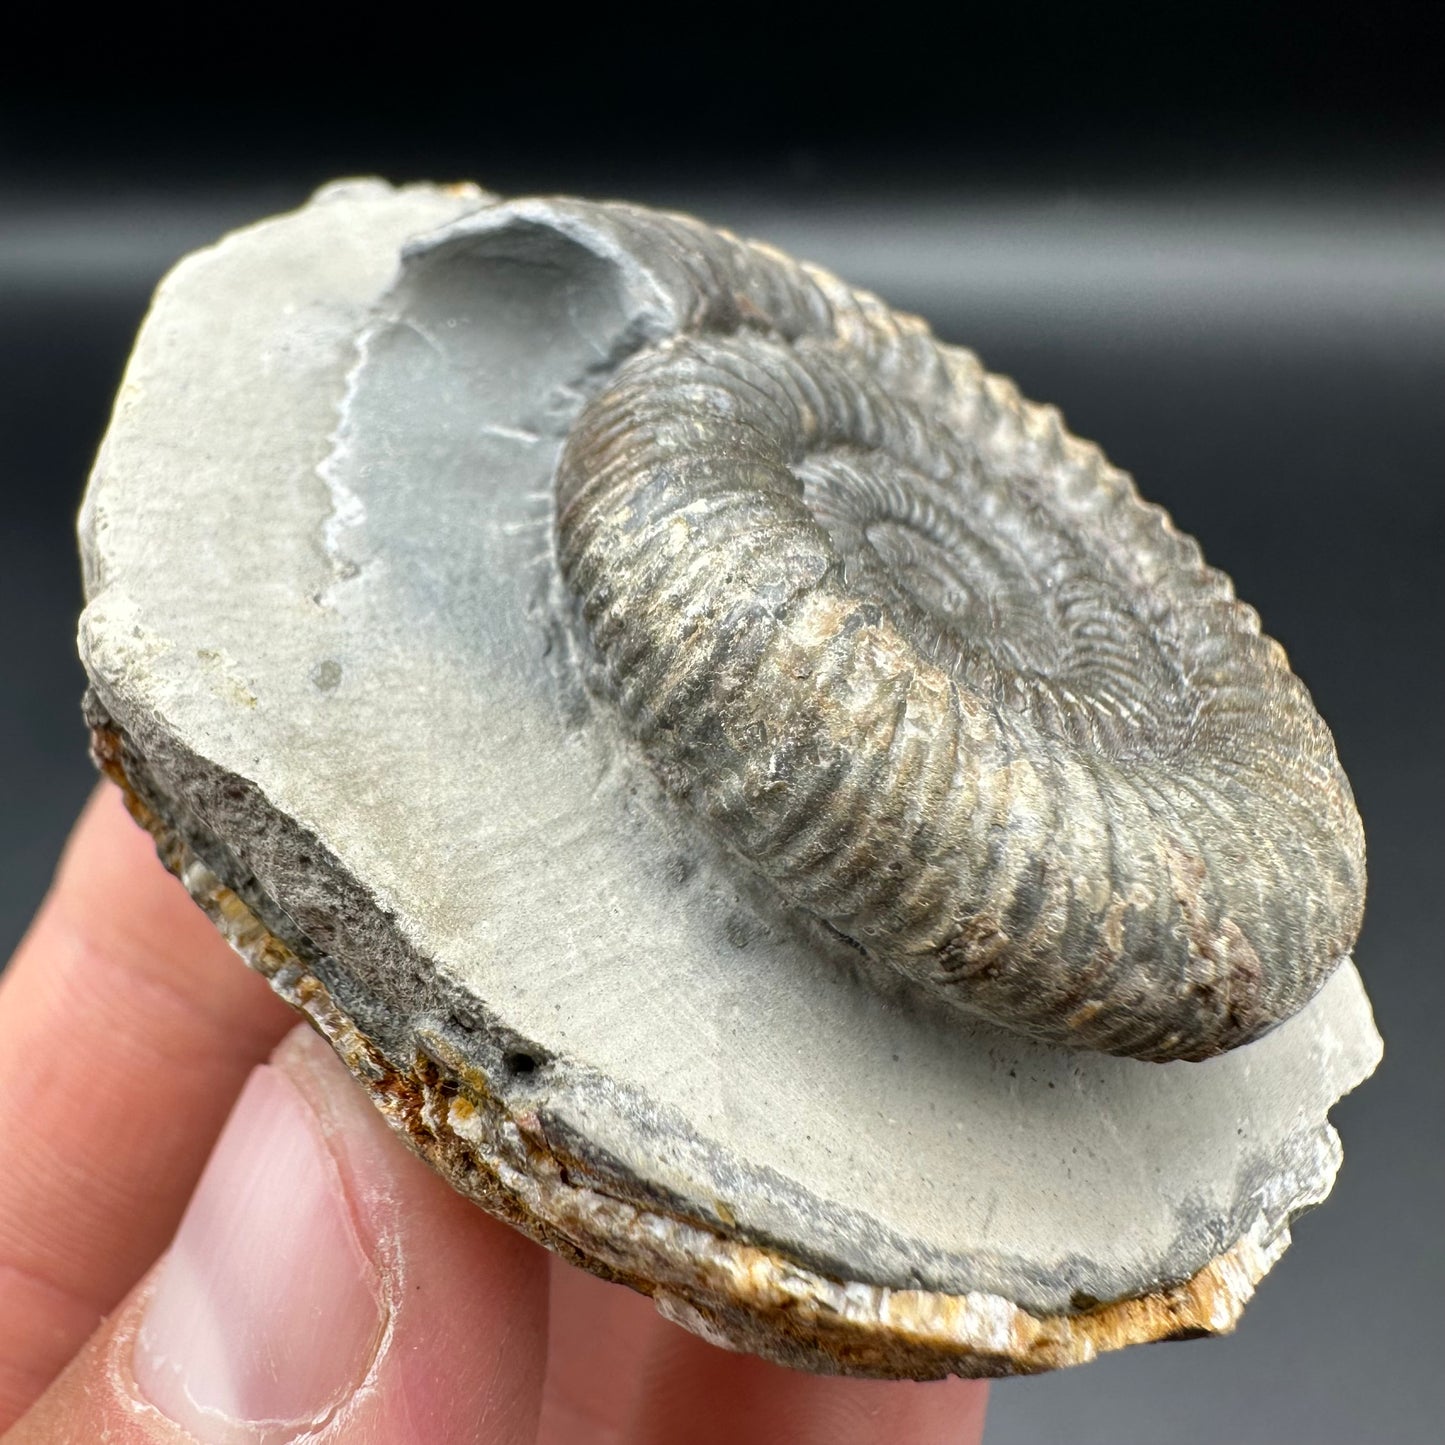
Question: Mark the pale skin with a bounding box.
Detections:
[0,785,989,1444]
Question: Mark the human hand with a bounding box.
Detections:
[0,786,989,1443]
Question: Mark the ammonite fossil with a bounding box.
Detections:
[77,181,1380,1377]
[549,203,1364,1063]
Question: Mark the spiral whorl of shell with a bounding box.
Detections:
[552,203,1365,1062]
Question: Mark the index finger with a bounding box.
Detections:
[0,783,294,1428]
[541,1256,990,1445]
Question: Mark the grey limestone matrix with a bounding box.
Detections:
[76,180,1380,1378]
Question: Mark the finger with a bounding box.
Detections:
[5,1022,551,1445]
[0,784,295,1426]
[539,1246,989,1445]
[538,1256,660,1443]
[623,1315,989,1445]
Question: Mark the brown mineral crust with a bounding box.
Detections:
[89,715,1297,1380]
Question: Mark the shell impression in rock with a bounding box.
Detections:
[552,206,1365,1062]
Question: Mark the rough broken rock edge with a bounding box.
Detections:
[89,705,1349,1379]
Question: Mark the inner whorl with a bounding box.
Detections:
[551,204,1365,1062]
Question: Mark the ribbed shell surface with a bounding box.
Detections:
[552,203,1365,1062]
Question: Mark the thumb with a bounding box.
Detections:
[5,1023,549,1445]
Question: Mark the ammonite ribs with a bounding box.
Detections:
[551,204,1365,1061]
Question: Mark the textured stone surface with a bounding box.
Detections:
[77,180,1381,1375]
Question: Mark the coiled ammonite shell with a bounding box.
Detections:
[551,204,1365,1062]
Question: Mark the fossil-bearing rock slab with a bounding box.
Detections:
[77,180,1381,1377]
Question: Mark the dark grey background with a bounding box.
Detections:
[2,20,1441,1441]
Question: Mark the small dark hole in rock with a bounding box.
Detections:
[504,1050,539,1077]
[1070,1291,1100,1312]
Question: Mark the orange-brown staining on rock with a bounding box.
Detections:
[1163,835,1208,905]
[1162,834,1270,1045]
[440,181,487,201]
[1099,889,1133,957]
[90,721,162,836]
[1064,998,1108,1033]
[96,733,1279,1380]
[935,917,1011,979]
[447,1092,478,1125]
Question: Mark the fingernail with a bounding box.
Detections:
[134,1064,383,1442]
